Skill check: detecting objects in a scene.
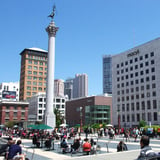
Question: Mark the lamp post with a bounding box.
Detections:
[80,107,83,135]
[117,107,120,135]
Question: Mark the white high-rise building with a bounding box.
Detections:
[73,74,88,99]
[0,82,19,101]
[112,38,160,128]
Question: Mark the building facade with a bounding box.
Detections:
[54,79,64,97]
[66,95,112,127]
[103,55,112,94]
[0,82,19,101]
[0,101,29,125]
[28,92,68,122]
[19,48,48,101]
[64,78,73,100]
[73,74,88,99]
[112,38,160,128]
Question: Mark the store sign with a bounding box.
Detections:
[2,91,16,100]
[127,49,139,57]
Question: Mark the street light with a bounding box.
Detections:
[80,107,83,135]
[117,105,120,135]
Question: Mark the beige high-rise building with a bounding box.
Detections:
[19,48,47,101]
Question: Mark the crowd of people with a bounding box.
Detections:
[0,126,160,159]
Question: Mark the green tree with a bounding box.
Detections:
[139,120,147,128]
[54,108,64,128]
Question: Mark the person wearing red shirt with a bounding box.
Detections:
[82,138,91,155]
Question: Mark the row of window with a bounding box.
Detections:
[117,76,156,88]
[121,112,157,122]
[117,61,155,75]
[28,65,47,71]
[117,84,156,95]
[119,100,157,111]
[117,52,154,68]
[28,54,47,61]
[27,81,46,86]
[27,76,46,81]
[117,68,155,80]
[39,98,65,103]
[117,91,157,102]
[28,71,47,76]
[28,60,47,66]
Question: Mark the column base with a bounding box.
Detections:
[45,113,56,130]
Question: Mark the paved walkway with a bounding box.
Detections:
[1,135,160,160]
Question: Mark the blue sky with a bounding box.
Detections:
[0,0,160,96]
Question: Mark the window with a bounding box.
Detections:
[39,72,43,76]
[28,60,32,64]
[135,79,139,84]
[117,64,119,68]
[140,56,143,60]
[125,68,128,72]
[146,77,150,82]
[130,66,133,71]
[121,63,124,67]
[141,101,145,110]
[151,67,155,72]
[141,78,144,83]
[145,54,148,59]
[28,71,32,74]
[140,63,143,68]
[28,65,32,69]
[39,67,43,70]
[125,61,128,65]
[147,101,151,109]
[154,112,157,121]
[153,91,156,97]
[146,69,149,74]
[130,59,133,64]
[135,72,138,77]
[27,76,32,80]
[33,77,37,80]
[153,100,157,109]
[136,102,139,110]
[135,58,138,62]
[151,60,154,65]
[33,82,37,85]
[34,61,38,65]
[40,62,43,65]
[146,84,150,90]
[140,71,144,75]
[33,71,37,75]
[150,52,154,57]
[135,65,138,69]
[126,75,128,79]
[152,75,155,80]
[130,74,133,78]
[27,81,31,85]
[34,66,38,70]
[145,62,149,66]
[152,83,156,88]
[141,86,144,90]
[137,114,140,121]
[141,94,145,98]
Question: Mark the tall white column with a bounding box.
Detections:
[45,20,58,129]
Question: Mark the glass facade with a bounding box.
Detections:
[103,56,112,94]
[85,105,110,125]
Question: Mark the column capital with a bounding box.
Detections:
[46,21,59,37]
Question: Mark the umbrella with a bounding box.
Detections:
[27,124,35,128]
[59,123,68,127]
[106,124,113,127]
[31,124,53,130]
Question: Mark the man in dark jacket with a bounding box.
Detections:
[137,135,157,160]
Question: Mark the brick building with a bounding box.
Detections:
[0,101,29,125]
[66,95,112,127]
